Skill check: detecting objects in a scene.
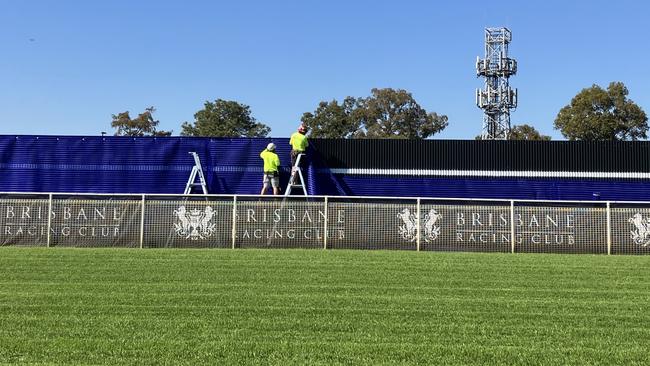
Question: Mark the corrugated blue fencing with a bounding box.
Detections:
[0,136,300,194]
[326,175,650,201]
[2,135,650,200]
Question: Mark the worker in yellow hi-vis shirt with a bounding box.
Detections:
[289,124,309,166]
[260,143,280,195]
[289,124,309,183]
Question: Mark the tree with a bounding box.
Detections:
[358,88,448,139]
[111,107,172,136]
[301,88,448,139]
[509,124,551,140]
[300,97,362,138]
[554,82,648,140]
[181,99,270,137]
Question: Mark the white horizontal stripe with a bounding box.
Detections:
[327,168,650,179]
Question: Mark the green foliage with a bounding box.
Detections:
[301,97,362,138]
[302,88,448,139]
[554,82,648,140]
[509,124,552,140]
[111,106,172,136]
[181,99,270,137]
[360,88,448,138]
[2,248,649,365]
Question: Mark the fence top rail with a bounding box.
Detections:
[1,191,649,205]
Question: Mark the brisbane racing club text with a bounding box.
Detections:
[455,211,576,245]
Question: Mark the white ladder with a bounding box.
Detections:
[285,153,306,196]
[184,152,208,194]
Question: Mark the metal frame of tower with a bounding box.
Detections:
[476,27,518,140]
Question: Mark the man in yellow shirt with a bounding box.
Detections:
[289,124,308,167]
[289,124,309,183]
[260,143,280,195]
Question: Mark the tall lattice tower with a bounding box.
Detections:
[476,27,518,139]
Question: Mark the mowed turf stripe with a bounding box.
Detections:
[0,248,649,365]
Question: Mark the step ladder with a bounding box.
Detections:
[285,153,306,196]
[184,152,208,194]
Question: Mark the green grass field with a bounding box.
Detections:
[1,248,649,365]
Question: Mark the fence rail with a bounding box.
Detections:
[1,192,649,255]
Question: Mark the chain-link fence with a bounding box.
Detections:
[144,195,233,249]
[419,199,511,253]
[0,193,50,247]
[235,196,326,249]
[2,193,650,254]
[513,201,608,254]
[610,203,650,255]
[48,195,142,248]
[327,197,417,251]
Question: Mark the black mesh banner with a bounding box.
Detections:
[1,193,650,254]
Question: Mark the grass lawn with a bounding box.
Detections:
[0,248,649,365]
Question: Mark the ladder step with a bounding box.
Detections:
[184,151,208,194]
[284,153,307,197]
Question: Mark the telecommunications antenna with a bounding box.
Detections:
[476,27,518,139]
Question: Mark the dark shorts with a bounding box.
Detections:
[291,150,305,167]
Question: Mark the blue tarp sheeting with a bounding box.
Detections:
[1,135,650,200]
[325,175,650,201]
[0,136,299,194]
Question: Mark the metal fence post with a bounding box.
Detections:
[416,198,421,252]
[324,196,328,250]
[606,201,612,255]
[232,195,237,249]
[46,193,53,248]
[139,194,146,249]
[510,200,515,254]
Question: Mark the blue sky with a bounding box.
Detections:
[1,0,648,139]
